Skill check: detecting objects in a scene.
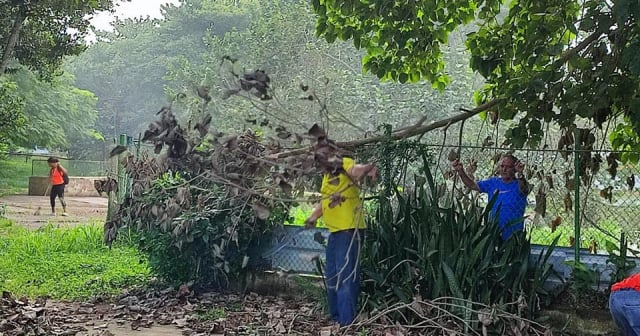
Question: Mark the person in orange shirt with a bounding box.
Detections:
[304,142,377,326]
[47,157,68,216]
[610,273,640,335]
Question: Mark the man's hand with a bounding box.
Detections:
[452,159,464,173]
[515,160,525,175]
[305,204,322,230]
[304,217,317,230]
[451,158,480,191]
[366,165,378,182]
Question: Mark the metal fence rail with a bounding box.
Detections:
[31,159,109,177]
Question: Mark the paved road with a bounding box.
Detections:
[0,195,108,229]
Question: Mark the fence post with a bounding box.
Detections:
[135,133,142,159]
[117,134,128,203]
[573,128,581,265]
[382,124,393,196]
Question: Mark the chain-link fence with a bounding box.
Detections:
[31,158,109,177]
[422,143,640,251]
[268,140,640,278]
[107,130,640,282]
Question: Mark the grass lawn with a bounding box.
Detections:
[0,219,150,299]
[529,219,621,250]
[0,155,32,196]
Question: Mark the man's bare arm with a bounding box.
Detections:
[304,203,323,229]
[452,159,479,191]
[348,163,377,182]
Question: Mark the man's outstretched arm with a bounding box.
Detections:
[348,163,378,182]
[452,159,479,191]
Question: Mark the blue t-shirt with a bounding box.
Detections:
[477,177,527,240]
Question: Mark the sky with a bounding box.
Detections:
[90,0,182,32]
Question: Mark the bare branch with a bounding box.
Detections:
[269,99,501,159]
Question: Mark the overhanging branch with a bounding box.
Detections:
[267,30,604,160]
[268,99,500,159]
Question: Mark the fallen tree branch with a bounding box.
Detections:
[268,99,501,159]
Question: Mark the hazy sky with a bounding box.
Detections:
[91,0,181,31]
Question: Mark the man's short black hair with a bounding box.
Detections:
[47,157,59,163]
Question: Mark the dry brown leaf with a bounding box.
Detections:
[252,202,271,220]
[447,150,458,162]
[534,191,546,218]
[482,136,494,148]
[278,180,292,194]
[328,193,346,208]
[308,124,326,139]
[564,193,573,212]
[599,186,613,203]
[545,175,554,189]
[551,216,562,233]
[109,145,127,158]
[589,239,598,254]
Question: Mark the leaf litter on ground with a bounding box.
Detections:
[0,286,335,336]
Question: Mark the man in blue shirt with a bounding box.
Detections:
[452,154,530,240]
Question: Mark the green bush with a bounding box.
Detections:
[112,171,288,289]
[360,154,557,327]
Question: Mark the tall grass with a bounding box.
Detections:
[0,221,150,299]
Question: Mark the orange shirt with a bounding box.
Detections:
[612,273,640,292]
[50,167,64,185]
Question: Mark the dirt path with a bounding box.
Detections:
[0,195,108,228]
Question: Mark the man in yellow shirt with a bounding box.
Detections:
[304,143,377,326]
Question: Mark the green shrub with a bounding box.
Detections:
[111,170,288,289]
[360,154,557,327]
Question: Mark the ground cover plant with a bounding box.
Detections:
[0,220,149,299]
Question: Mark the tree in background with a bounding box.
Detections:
[8,70,101,155]
[0,0,116,77]
[68,0,253,141]
[312,0,640,155]
[70,0,475,142]
[0,77,24,152]
[0,0,118,152]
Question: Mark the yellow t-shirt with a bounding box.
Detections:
[320,157,366,233]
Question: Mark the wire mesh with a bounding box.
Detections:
[107,129,640,275]
[419,143,640,257]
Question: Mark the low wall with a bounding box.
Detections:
[28,176,106,197]
[271,226,640,291]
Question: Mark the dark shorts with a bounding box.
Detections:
[51,184,65,198]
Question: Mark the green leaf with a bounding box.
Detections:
[613,0,631,25]
[398,73,408,83]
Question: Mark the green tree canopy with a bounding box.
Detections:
[313,0,640,155]
[0,0,117,78]
[67,0,253,140]
[7,69,100,152]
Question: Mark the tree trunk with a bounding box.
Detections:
[0,8,26,75]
